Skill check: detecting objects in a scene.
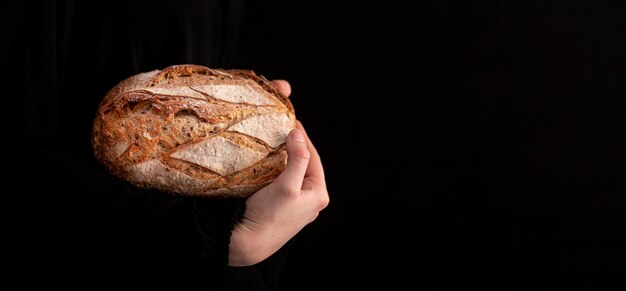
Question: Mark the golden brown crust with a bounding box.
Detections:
[91,64,296,197]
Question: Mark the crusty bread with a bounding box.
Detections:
[91,64,296,198]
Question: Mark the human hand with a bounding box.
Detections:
[228,80,330,267]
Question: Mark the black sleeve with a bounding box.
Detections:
[224,239,297,291]
[136,187,295,291]
[129,191,244,290]
[193,199,297,291]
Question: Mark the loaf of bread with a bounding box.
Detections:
[91,64,296,197]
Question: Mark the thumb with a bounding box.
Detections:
[274,128,310,193]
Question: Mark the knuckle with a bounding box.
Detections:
[290,149,311,166]
[308,212,320,224]
[317,191,330,210]
[281,186,300,198]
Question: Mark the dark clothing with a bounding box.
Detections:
[3,1,291,289]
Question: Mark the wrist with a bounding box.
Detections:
[229,221,281,267]
[229,223,266,266]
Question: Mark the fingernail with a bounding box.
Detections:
[292,130,305,142]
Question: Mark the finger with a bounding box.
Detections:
[272,79,292,97]
[274,128,310,193]
[296,121,325,181]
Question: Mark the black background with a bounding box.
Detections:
[239,2,625,289]
[4,0,625,289]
